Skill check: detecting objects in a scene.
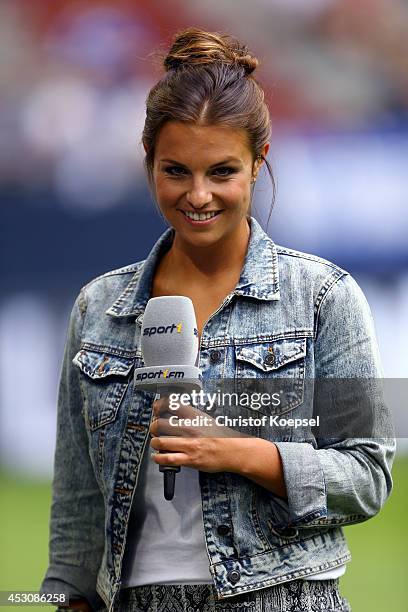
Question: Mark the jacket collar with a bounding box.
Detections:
[234,217,280,301]
[106,216,280,318]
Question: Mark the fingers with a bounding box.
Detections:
[150,415,205,438]
[149,435,190,469]
[150,435,198,453]
[150,416,187,437]
[152,396,170,417]
[150,403,230,439]
[152,397,203,420]
[151,451,189,467]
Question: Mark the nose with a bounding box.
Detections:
[186,177,212,209]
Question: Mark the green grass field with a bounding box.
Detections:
[1,456,407,612]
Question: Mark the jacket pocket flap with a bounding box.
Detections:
[73,349,135,380]
[236,337,306,372]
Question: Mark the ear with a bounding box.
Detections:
[252,143,270,179]
[261,142,270,159]
[254,143,270,168]
[142,140,148,154]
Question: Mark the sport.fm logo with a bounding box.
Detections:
[136,368,185,381]
[135,368,202,381]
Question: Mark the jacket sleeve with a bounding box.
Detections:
[274,272,396,528]
[40,289,106,610]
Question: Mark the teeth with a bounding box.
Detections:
[184,211,218,221]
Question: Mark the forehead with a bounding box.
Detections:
[155,122,253,164]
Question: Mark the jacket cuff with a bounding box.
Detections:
[273,441,327,526]
[40,567,105,611]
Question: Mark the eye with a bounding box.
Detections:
[164,165,187,177]
[213,166,237,177]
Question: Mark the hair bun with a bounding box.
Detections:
[164,27,259,75]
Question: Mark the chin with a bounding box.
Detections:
[183,233,221,248]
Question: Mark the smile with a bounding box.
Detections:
[182,210,221,222]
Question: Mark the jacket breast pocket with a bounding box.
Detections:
[234,337,306,415]
[73,348,136,430]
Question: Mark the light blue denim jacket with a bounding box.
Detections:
[41,217,395,611]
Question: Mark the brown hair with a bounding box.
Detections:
[142,27,275,218]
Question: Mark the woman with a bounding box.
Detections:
[41,28,395,612]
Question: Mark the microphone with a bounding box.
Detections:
[134,296,202,500]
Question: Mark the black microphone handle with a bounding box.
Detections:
[156,383,186,501]
[159,464,180,500]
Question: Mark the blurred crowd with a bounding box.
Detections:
[2,0,408,476]
[1,0,408,211]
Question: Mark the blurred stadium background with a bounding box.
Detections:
[0,0,407,610]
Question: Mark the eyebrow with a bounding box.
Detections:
[159,157,243,168]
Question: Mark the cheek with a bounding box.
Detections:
[222,180,251,206]
[155,179,182,206]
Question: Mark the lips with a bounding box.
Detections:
[179,210,223,226]
[182,210,222,221]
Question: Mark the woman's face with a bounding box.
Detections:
[151,121,268,250]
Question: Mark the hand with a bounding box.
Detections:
[149,397,287,497]
[149,396,248,474]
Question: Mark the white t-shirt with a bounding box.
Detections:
[122,441,345,586]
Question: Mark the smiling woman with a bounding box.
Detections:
[149,121,269,336]
[40,27,394,612]
[152,122,266,247]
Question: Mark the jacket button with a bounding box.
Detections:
[210,350,222,363]
[227,569,241,584]
[217,524,230,536]
[264,352,275,366]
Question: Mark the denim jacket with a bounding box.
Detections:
[41,217,395,611]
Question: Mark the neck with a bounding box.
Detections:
[168,218,250,280]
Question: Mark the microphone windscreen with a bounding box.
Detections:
[141,296,198,366]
